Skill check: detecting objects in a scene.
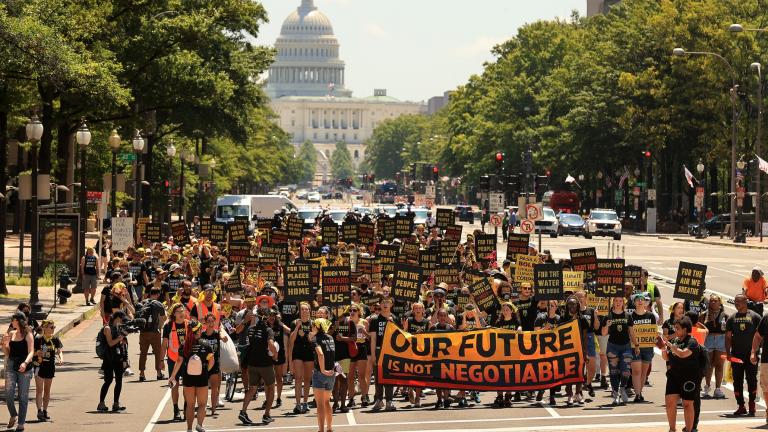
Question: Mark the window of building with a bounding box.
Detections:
[354,134,358,141]
[342,134,346,141]
[291,120,295,127]
[325,133,329,140]
[313,133,317,139]
[354,149,359,159]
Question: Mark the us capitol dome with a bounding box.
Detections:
[265,0,425,183]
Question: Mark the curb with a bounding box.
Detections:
[668,237,768,250]
[54,305,99,339]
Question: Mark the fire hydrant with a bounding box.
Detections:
[58,270,74,305]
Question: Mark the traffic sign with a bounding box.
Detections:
[118,152,136,162]
[489,192,505,214]
[490,214,503,227]
[520,219,535,234]
[525,203,544,221]
[647,189,656,201]
[425,185,436,199]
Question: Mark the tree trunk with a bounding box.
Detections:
[37,82,55,175]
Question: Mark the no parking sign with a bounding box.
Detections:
[520,219,535,234]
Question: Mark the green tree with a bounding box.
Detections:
[296,140,318,183]
[331,141,354,180]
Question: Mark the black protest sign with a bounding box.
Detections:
[225,265,242,293]
[418,250,437,282]
[234,215,249,223]
[287,217,304,240]
[674,262,707,301]
[297,259,322,287]
[228,221,249,243]
[357,256,382,284]
[257,219,272,242]
[434,266,460,287]
[475,233,496,262]
[401,241,419,262]
[624,265,643,289]
[436,208,455,229]
[260,265,278,284]
[322,266,351,307]
[341,221,358,244]
[392,264,423,304]
[438,239,459,266]
[228,242,251,264]
[456,293,472,310]
[534,264,564,300]
[304,246,322,260]
[143,223,162,243]
[321,221,338,245]
[271,229,288,245]
[200,216,212,238]
[595,259,625,297]
[507,233,530,260]
[210,222,228,244]
[170,221,190,245]
[377,244,400,275]
[378,218,396,242]
[444,225,462,241]
[260,244,287,267]
[570,247,598,282]
[468,277,498,313]
[395,215,413,239]
[358,222,375,246]
[243,256,260,273]
[285,263,313,302]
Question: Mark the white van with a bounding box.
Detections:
[215,195,297,226]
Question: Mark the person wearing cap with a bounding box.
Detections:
[311,318,336,432]
[80,246,100,306]
[169,320,214,432]
[239,307,278,425]
[192,285,221,331]
[162,303,189,422]
[629,291,655,403]
[137,288,167,382]
[166,264,185,304]
[743,267,767,315]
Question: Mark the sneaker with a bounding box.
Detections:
[339,405,349,413]
[600,376,608,390]
[308,400,317,408]
[157,372,165,380]
[625,386,634,398]
[275,398,282,408]
[292,405,302,415]
[262,415,274,424]
[385,401,397,411]
[457,398,467,408]
[549,395,556,406]
[443,399,451,408]
[733,405,748,416]
[713,388,726,399]
[173,407,183,422]
[634,395,645,403]
[514,392,522,402]
[473,392,481,403]
[372,399,384,411]
[112,403,126,412]
[301,402,309,413]
[195,425,206,432]
[37,410,45,422]
[361,395,371,407]
[566,395,573,406]
[239,410,253,425]
[586,384,595,398]
[574,394,584,405]
[124,368,135,377]
[611,391,620,406]
[701,385,711,399]
[620,388,629,405]
[43,410,50,420]
[535,391,543,402]
[139,375,147,382]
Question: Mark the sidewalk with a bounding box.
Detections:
[659,234,768,250]
[3,231,99,271]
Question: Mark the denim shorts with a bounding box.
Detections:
[705,333,726,352]
[586,334,597,357]
[632,347,654,363]
[311,370,335,391]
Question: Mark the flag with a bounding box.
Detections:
[684,165,695,188]
[758,154,768,175]
[618,166,629,188]
[565,174,576,184]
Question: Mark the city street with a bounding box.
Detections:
[13,232,763,432]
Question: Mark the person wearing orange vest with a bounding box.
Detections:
[161,303,188,422]
[193,285,221,330]
[177,281,197,319]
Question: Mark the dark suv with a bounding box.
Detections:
[687,213,756,236]
[454,205,475,223]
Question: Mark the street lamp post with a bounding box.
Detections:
[752,62,763,238]
[696,159,705,238]
[132,130,145,244]
[26,116,44,320]
[180,149,194,220]
[737,156,747,242]
[672,48,739,239]
[166,143,176,232]
[109,130,121,219]
[76,120,92,283]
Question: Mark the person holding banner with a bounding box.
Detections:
[575,291,600,397]
[602,296,635,406]
[534,300,560,406]
[559,296,590,406]
[402,302,430,408]
[726,294,761,417]
[429,308,455,409]
[369,297,398,411]
[492,302,521,407]
[630,292,655,403]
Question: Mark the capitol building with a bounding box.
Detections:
[266,0,425,182]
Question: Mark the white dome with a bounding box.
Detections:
[280,0,334,36]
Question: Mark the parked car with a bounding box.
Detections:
[687,213,756,237]
[397,207,429,225]
[327,209,347,224]
[298,208,323,228]
[454,205,475,223]
[558,213,586,237]
[585,208,622,240]
[307,191,321,203]
[535,207,560,238]
[375,205,398,218]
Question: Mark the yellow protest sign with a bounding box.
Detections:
[634,323,658,348]
[563,271,584,292]
[514,254,539,284]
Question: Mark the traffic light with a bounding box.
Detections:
[495,152,505,173]
[432,165,439,182]
[643,150,651,158]
[535,175,549,193]
[505,174,520,193]
[479,175,490,191]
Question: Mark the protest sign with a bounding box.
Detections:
[514,254,539,284]
[674,262,707,301]
[285,263,312,302]
[271,229,288,245]
[395,215,413,239]
[634,323,658,348]
[260,244,287,267]
[468,277,498,312]
[563,271,585,292]
[534,264,564,300]
[137,217,149,240]
[378,218,396,242]
[436,208,455,229]
[624,265,643,288]
[227,242,251,264]
[321,221,338,245]
[322,266,351,306]
[418,250,437,282]
[595,259,625,297]
[210,222,228,244]
[377,244,400,275]
[200,216,212,238]
[587,292,610,316]
[506,234,530,260]
[287,216,304,240]
[444,225,463,241]
[358,222,375,246]
[377,321,584,391]
[433,266,460,286]
[475,234,496,262]
[145,223,162,243]
[170,221,190,245]
[392,264,422,304]
[228,221,249,243]
[111,217,133,251]
[401,241,419,262]
[225,265,242,293]
[456,293,472,310]
[357,256,382,284]
[570,247,598,282]
[341,221,359,244]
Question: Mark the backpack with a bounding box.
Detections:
[187,353,203,376]
[136,300,160,332]
[95,328,110,360]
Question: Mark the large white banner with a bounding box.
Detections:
[111,217,134,251]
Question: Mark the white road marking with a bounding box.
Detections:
[170,410,735,432]
[144,388,171,432]
[346,408,357,425]
[543,405,560,418]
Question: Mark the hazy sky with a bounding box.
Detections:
[253,0,587,102]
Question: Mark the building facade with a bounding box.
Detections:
[586,0,622,16]
[266,0,425,183]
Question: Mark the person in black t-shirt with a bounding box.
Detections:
[127,252,149,301]
[368,297,398,411]
[560,296,590,406]
[169,320,214,432]
[514,283,538,331]
[750,301,768,420]
[239,308,277,425]
[331,312,355,413]
[33,320,62,422]
[311,318,336,432]
[602,296,634,406]
[662,317,699,432]
[726,294,761,416]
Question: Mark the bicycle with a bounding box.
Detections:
[224,371,240,402]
